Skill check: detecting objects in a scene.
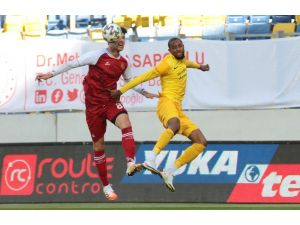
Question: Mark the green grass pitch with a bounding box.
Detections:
[0,203,299,210]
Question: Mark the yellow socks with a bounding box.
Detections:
[153,128,174,155]
[175,143,206,168]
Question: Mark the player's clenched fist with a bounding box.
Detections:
[199,64,210,71]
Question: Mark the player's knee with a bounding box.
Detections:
[200,138,207,147]
[195,135,207,147]
[190,130,207,147]
[93,140,105,151]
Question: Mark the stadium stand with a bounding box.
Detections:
[226,15,248,23]
[296,15,300,24]
[246,15,272,39]
[0,15,4,30]
[179,16,202,37]
[45,29,68,39]
[90,15,107,28]
[247,23,272,39]
[201,16,226,40]
[47,15,68,30]
[226,23,247,40]
[76,15,90,28]
[22,15,47,39]
[249,15,270,23]
[202,25,225,40]
[1,15,300,41]
[272,23,296,38]
[88,28,105,42]
[154,16,179,38]
[67,28,89,40]
[271,15,293,23]
[113,15,133,29]
[1,15,25,39]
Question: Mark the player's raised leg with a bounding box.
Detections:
[113,110,143,176]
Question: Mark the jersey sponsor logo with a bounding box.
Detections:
[228,164,300,203]
[104,61,110,66]
[120,63,126,70]
[122,144,277,183]
[0,154,37,195]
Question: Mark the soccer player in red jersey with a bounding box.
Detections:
[36,23,158,201]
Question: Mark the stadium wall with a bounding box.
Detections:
[1,109,300,143]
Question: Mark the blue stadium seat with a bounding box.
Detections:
[271,15,293,23]
[202,25,225,40]
[249,15,270,23]
[247,23,271,39]
[226,23,247,40]
[91,15,107,28]
[76,15,90,28]
[226,15,248,23]
[0,15,4,29]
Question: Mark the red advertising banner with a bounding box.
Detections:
[228,164,300,203]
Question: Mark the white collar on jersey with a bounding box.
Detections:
[105,48,122,59]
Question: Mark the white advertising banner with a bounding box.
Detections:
[183,37,300,109]
[0,37,300,113]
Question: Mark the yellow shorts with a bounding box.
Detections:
[156,97,198,137]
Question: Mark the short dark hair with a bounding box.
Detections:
[121,27,127,34]
[168,37,182,48]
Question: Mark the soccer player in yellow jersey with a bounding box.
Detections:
[110,37,209,192]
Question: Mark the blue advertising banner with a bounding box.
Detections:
[122,144,278,183]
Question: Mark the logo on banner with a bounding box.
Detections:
[35,90,47,104]
[0,154,37,195]
[80,89,85,103]
[122,144,278,184]
[228,164,300,203]
[0,56,17,108]
[51,89,63,104]
[67,88,78,101]
[245,165,260,182]
[0,152,115,198]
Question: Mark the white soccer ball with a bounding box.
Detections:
[102,23,123,43]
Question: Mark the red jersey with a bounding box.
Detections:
[52,48,143,107]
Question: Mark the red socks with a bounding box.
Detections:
[121,127,135,163]
[93,150,109,186]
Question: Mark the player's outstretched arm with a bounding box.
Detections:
[35,72,54,81]
[186,60,210,72]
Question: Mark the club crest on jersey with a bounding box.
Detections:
[120,63,125,70]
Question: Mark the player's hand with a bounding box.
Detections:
[142,90,159,99]
[108,89,122,100]
[36,72,54,81]
[199,64,210,71]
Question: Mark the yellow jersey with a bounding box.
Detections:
[120,54,200,104]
